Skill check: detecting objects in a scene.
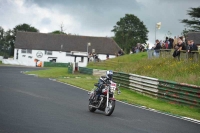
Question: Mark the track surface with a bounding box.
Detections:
[0,66,199,133]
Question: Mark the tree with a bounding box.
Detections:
[181,7,200,32]
[51,30,66,34]
[0,27,11,57]
[0,27,5,55]
[112,14,149,53]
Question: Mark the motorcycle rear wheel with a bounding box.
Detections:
[105,100,115,116]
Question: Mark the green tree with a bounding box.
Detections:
[0,27,10,56]
[0,27,5,55]
[181,7,200,32]
[112,14,149,53]
[51,30,66,34]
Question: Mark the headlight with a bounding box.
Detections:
[110,87,116,93]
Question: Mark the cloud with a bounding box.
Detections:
[1,0,200,47]
[0,0,80,33]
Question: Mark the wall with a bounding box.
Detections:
[13,49,117,67]
[13,49,89,67]
[0,56,3,61]
[14,49,74,63]
[2,58,36,66]
[98,54,116,60]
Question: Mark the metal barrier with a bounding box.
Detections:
[160,49,173,58]
[158,80,200,107]
[150,49,199,62]
[113,72,159,97]
[78,67,200,107]
[79,67,93,75]
[147,50,154,59]
[68,64,73,74]
[43,62,70,67]
[113,71,200,107]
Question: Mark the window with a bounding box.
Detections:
[21,49,26,53]
[66,52,71,56]
[45,51,52,55]
[27,49,32,54]
[21,49,32,54]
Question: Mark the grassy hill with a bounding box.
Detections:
[88,52,200,86]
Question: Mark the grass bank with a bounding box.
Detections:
[26,67,200,120]
[88,52,200,86]
[26,67,98,89]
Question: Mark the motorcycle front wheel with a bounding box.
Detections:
[88,100,96,112]
[105,100,115,116]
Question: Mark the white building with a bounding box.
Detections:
[11,32,121,67]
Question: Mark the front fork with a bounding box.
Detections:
[106,87,109,108]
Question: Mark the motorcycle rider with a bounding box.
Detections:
[94,70,114,102]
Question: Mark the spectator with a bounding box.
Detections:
[135,46,139,53]
[139,44,144,52]
[161,42,166,49]
[118,49,124,56]
[183,36,186,43]
[131,46,135,53]
[88,52,91,62]
[168,38,174,49]
[165,37,170,49]
[173,36,177,48]
[106,54,109,59]
[173,37,185,57]
[188,40,198,53]
[154,39,161,57]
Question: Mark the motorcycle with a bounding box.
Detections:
[88,77,120,116]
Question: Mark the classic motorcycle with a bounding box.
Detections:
[88,77,120,116]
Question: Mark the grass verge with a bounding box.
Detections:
[88,52,200,86]
[25,67,200,120]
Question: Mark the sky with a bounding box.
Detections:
[0,0,199,47]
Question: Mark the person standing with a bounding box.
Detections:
[188,40,198,52]
[173,37,185,57]
[173,36,177,48]
[154,40,161,57]
[165,37,170,49]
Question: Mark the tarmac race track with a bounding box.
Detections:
[0,66,199,133]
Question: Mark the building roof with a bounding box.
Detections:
[15,31,121,55]
[187,32,200,45]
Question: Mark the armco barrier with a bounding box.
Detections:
[113,72,158,97]
[43,62,69,67]
[158,80,200,107]
[113,71,200,107]
[68,65,73,74]
[79,67,200,107]
[93,69,107,76]
[79,67,93,75]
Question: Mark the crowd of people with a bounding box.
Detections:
[88,53,101,62]
[130,43,147,54]
[88,36,198,63]
[152,36,198,57]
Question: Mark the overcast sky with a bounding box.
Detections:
[0,0,199,46]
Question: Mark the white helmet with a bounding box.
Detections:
[106,70,113,80]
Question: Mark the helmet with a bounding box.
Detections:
[106,70,113,80]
